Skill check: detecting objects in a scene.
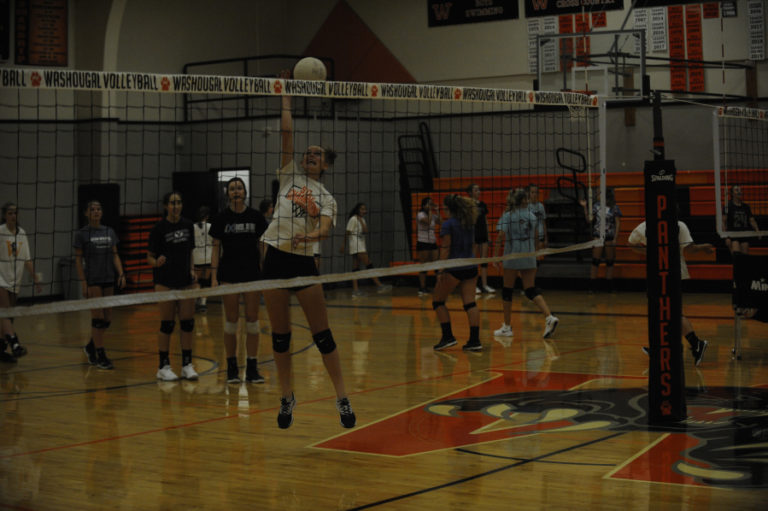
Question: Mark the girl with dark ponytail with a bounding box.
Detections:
[432,194,482,352]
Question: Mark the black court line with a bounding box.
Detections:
[345,432,625,511]
[326,301,735,321]
[455,447,615,466]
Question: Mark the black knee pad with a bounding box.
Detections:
[179,319,194,332]
[463,301,477,311]
[524,287,542,301]
[366,263,374,270]
[313,329,337,354]
[432,301,445,310]
[480,263,488,268]
[502,287,514,301]
[591,258,601,267]
[199,278,210,288]
[605,259,615,267]
[160,320,175,334]
[272,332,291,353]
[91,318,109,329]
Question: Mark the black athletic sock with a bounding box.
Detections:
[227,356,238,369]
[158,351,170,368]
[469,326,480,342]
[684,332,699,349]
[182,349,192,366]
[440,322,453,340]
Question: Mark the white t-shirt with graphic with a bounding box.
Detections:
[0,224,31,293]
[261,160,337,257]
[192,221,213,265]
[417,211,438,244]
[346,215,367,255]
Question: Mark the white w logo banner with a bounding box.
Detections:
[427,0,519,27]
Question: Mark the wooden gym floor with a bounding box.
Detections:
[1,286,767,510]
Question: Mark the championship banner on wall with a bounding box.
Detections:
[643,159,686,424]
[428,0,519,27]
[0,68,600,108]
[686,4,704,92]
[14,0,68,66]
[668,5,686,91]
[634,0,708,6]
[524,0,623,18]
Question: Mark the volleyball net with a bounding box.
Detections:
[713,106,768,241]
[0,68,604,318]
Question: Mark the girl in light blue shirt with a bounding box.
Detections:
[494,188,559,339]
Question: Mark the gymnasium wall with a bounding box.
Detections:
[2,1,767,296]
[91,0,766,174]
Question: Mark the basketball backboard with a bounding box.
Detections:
[534,28,647,100]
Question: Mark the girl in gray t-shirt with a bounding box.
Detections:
[74,200,126,370]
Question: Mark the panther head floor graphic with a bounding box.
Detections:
[314,370,768,488]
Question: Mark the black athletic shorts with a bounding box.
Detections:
[446,267,478,282]
[262,245,319,290]
[416,241,438,251]
[86,282,115,291]
[727,236,757,245]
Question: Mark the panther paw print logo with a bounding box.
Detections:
[161,77,170,91]
[274,80,283,94]
[30,72,42,87]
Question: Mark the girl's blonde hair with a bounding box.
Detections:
[506,188,528,212]
[444,194,478,229]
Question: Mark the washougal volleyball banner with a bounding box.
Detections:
[0,67,598,107]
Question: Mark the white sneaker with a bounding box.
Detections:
[483,285,496,294]
[494,324,514,337]
[156,364,179,381]
[377,284,393,294]
[476,287,482,295]
[543,315,559,338]
[181,363,198,380]
[352,290,366,298]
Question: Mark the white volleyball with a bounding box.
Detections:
[293,57,327,81]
